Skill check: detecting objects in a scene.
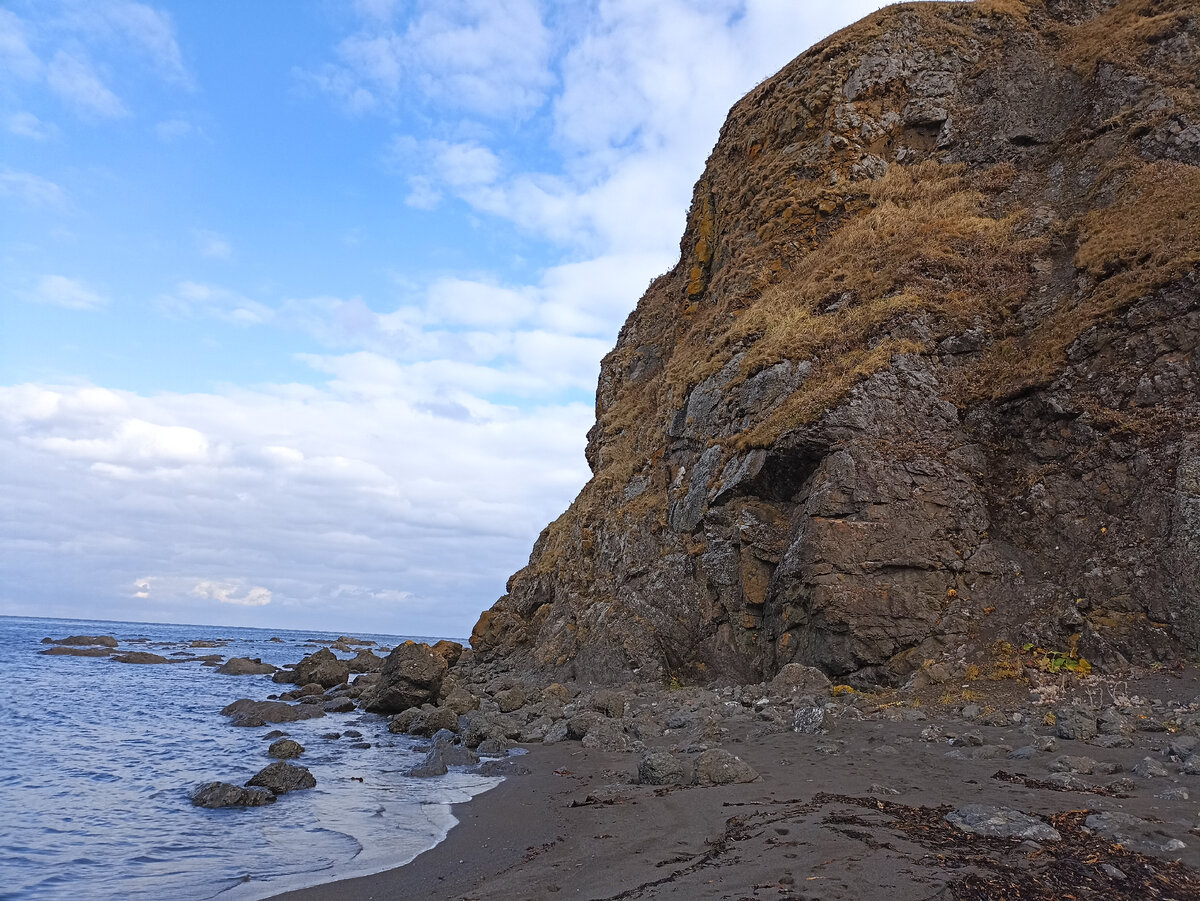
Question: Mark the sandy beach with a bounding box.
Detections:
[274,670,1200,901]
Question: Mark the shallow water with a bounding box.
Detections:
[0,615,499,900]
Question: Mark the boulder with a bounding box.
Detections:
[190,782,276,808]
[432,640,464,667]
[637,751,693,785]
[495,687,526,713]
[43,635,118,647]
[220,699,326,728]
[945,805,1060,843]
[347,648,384,673]
[294,649,351,689]
[408,749,448,778]
[1055,708,1098,742]
[1085,812,1187,854]
[408,706,459,737]
[692,749,758,786]
[246,761,316,795]
[792,707,826,734]
[111,652,170,664]
[216,657,278,676]
[268,738,305,759]
[591,689,626,719]
[771,664,832,697]
[323,696,356,713]
[38,646,112,657]
[361,641,447,715]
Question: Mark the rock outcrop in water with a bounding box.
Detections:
[472,0,1200,687]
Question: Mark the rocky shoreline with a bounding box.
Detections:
[36,627,1200,898]
[258,638,1200,900]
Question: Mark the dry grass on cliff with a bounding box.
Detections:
[968,160,1200,399]
[682,161,1042,448]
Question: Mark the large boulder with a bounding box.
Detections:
[361,641,447,715]
[220,699,326,728]
[770,664,832,697]
[284,648,351,689]
[216,657,278,676]
[246,762,316,795]
[190,782,276,808]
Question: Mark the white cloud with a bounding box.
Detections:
[426,277,534,329]
[194,229,232,259]
[1,1,191,124]
[0,169,66,207]
[7,111,55,139]
[46,49,129,119]
[0,9,41,80]
[0,371,593,632]
[192,581,272,607]
[308,0,553,119]
[31,275,107,310]
[158,281,271,325]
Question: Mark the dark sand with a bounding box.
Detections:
[273,675,1200,900]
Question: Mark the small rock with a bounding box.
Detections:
[111,651,170,665]
[1007,746,1036,760]
[1055,708,1098,742]
[692,749,758,786]
[323,696,356,713]
[591,689,627,719]
[1089,734,1133,750]
[1132,757,1169,778]
[190,782,276,808]
[267,739,304,759]
[1158,787,1190,801]
[792,706,825,734]
[495,687,527,713]
[220,699,326,728]
[216,657,277,676]
[637,751,693,786]
[1086,811,1186,854]
[1180,754,1200,775]
[945,805,1060,843]
[246,762,316,795]
[1034,736,1059,752]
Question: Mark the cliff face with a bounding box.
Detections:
[473,0,1200,686]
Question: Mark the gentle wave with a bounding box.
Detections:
[0,615,499,900]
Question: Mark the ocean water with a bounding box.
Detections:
[0,616,500,900]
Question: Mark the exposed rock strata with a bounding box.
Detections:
[473,0,1200,686]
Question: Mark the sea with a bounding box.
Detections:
[0,615,501,900]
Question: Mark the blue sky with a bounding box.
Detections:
[0,0,886,637]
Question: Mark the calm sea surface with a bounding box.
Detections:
[0,616,500,900]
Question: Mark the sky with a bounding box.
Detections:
[0,0,888,638]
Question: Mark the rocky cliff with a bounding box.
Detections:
[473,0,1200,687]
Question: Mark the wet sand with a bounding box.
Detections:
[272,679,1200,901]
